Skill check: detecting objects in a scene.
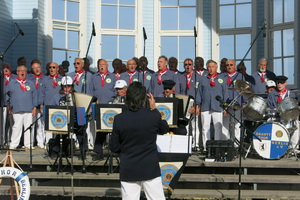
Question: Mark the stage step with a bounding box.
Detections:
[1,186,300,200]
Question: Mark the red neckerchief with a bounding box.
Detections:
[227,70,236,85]
[186,71,193,89]
[277,88,287,103]
[157,68,168,84]
[259,71,266,83]
[17,77,27,91]
[100,71,109,87]
[208,73,218,87]
[127,70,136,84]
[34,73,43,88]
[4,73,12,85]
[114,72,120,80]
[50,74,59,88]
[74,69,84,85]
[171,69,178,73]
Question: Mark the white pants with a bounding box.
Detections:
[2,107,7,143]
[10,112,33,148]
[86,120,96,147]
[121,176,165,200]
[32,110,45,146]
[201,111,226,149]
[289,120,300,149]
[189,116,200,148]
[223,108,241,145]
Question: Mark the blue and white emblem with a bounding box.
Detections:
[157,105,171,121]
[102,110,118,128]
[51,111,67,129]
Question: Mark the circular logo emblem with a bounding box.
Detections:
[51,111,67,129]
[102,110,118,128]
[82,79,86,84]
[276,130,283,138]
[133,78,138,82]
[160,164,178,187]
[157,105,171,121]
[58,81,62,86]
[233,80,237,85]
[265,78,269,82]
[147,75,151,80]
[26,86,30,91]
[106,78,111,83]
[218,78,223,84]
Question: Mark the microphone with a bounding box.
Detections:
[194,26,197,38]
[143,27,147,40]
[263,19,266,38]
[15,23,24,36]
[215,95,228,108]
[62,60,70,73]
[92,22,96,36]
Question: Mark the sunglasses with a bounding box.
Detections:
[226,64,234,66]
[49,66,57,69]
[277,81,286,84]
[73,62,81,65]
[184,63,193,66]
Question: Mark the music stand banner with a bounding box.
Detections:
[95,104,126,132]
[44,106,75,134]
[154,98,178,126]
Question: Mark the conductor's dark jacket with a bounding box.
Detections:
[110,107,168,182]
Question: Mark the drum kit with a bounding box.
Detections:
[229,80,300,160]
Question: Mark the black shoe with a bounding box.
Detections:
[92,153,104,161]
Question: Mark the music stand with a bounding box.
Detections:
[94,104,126,174]
[44,105,75,174]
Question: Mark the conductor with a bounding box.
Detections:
[109,82,168,200]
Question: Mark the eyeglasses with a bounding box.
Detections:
[184,63,193,66]
[226,64,234,66]
[73,62,80,65]
[49,66,57,69]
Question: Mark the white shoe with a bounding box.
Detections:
[38,145,45,149]
[25,146,35,150]
[9,146,17,150]
[88,144,94,150]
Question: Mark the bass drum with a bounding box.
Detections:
[253,122,289,159]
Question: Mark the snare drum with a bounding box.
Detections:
[253,122,289,159]
[277,97,300,121]
[243,96,267,121]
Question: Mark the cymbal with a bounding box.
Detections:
[235,80,250,90]
[228,86,254,98]
[255,93,268,98]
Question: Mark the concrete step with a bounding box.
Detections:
[1,186,300,199]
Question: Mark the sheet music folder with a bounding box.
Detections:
[156,135,192,154]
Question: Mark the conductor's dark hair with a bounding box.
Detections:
[125,82,146,112]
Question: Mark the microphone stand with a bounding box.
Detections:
[0,27,24,147]
[238,18,265,65]
[23,114,43,170]
[219,96,261,200]
[191,26,197,154]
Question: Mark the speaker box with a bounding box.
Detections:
[206,140,235,161]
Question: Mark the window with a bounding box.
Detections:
[160,0,196,71]
[101,0,136,71]
[218,0,252,74]
[271,0,295,85]
[52,0,80,72]
[219,0,251,29]
[220,34,252,73]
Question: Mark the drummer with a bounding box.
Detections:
[267,76,296,110]
[267,76,299,149]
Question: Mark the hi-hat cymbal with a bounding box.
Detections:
[228,80,254,98]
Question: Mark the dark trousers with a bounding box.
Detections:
[93,132,108,155]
